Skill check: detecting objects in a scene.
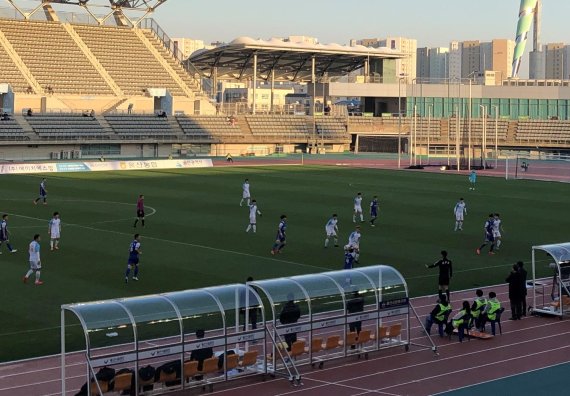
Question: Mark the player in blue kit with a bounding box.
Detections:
[476,214,496,256]
[0,214,17,254]
[125,234,142,283]
[344,246,356,269]
[369,196,379,227]
[33,178,48,205]
[271,215,287,255]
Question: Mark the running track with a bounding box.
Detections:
[1,283,568,396]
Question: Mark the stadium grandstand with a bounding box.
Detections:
[0,0,568,164]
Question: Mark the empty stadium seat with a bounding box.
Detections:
[25,113,106,140]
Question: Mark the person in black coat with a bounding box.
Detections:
[517,261,528,316]
[506,264,523,320]
[190,329,213,371]
[279,293,301,350]
[346,291,365,334]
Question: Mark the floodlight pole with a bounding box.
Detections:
[427,104,432,165]
[252,53,257,115]
[479,105,486,168]
[312,56,317,150]
[455,104,460,171]
[398,76,405,169]
[492,105,499,170]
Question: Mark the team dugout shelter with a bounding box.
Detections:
[61,265,435,395]
[188,37,405,112]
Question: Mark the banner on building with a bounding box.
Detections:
[0,159,213,175]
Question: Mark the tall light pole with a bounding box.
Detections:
[467,71,478,171]
[398,75,406,169]
[492,105,499,170]
[427,104,433,165]
[479,104,488,168]
[455,104,460,171]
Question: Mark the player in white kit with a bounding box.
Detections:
[240,179,251,207]
[453,198,467,231]
[23,234,43,285]
[246,200,262,233]
[353,193,364,223]
[493,213,504,249]
[48,212,61,251]
[324,214,339,248]
[347,225,361,263]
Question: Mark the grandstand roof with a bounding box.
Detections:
[188,37,404,82]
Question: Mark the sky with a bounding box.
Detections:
[154,0,570,47]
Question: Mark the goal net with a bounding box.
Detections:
[505,154,570,183]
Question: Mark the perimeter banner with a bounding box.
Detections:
[0,159,213,175]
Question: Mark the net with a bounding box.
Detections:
[505,154,570,183]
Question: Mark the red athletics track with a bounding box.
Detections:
[213,156,570,183]
[1,283,569,396]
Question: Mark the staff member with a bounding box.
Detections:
[424,295,452,337]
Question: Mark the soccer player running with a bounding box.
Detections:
[348,225,361,263]
[426,250,453,302]
[125,234,142,283]
[246,199,262,233]
[453,198,467,231]
[468,171,477,191]
[48,212,61,251]
[133,194,145,228]
[324,214,339,248]
[476,214,496,255]
[369,196,379,227]
[23,234,42,285]
[353,192,364,223]
[493,213,504,250]
[33,178,48,205]
[240,179,251,207]
[0,214,17,254]
[343,246,357,269]
[270,215,287,255]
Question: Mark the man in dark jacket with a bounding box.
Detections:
[517,261,528,316]
[190,329,213,371]
[346,291,365,334]
[506,264,523,320]
[279,293,301,350]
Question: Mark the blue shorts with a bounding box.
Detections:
[485,234,495,242]
[128,257,139,265]
[371,210,378,217]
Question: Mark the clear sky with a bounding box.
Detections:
[155,0,570,48]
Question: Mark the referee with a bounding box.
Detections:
[426,250,453,303]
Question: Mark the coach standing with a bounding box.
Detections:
[506,264,523,320]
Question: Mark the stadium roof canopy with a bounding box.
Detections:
[188,37,405,82]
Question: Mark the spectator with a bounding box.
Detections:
[89,109,95,118]
[506,264,523,320]
[0,112,9,121]
[215,102,221,115]
[450,301,471,342]
[127,103,133,114]
[26,108,33,117]
[480,291,502,335]
[346,291,364,335]
[424,295,451,337]
[517,261,528,317]
[279,293,301,350]
[324,104,331,116]
[189,329,213,371]
[226,153,233,163]
[470,289,487,329]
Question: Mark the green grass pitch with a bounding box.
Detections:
[0,165,569,362]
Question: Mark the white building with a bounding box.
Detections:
[448,41,462,80]
[172,38,213,58]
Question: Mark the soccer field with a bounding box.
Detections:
[0,165,569,362]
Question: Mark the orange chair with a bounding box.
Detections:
[239,350,258,370]
[199,357,220,376]
[376,326,389,343]
[290,340,306,360]
[388,324,402,342]
[357,329,372,346]
[340,331,358,349]
[89,380,109,395]
[225,354,239,371]
[112,373,132,393]
[321,335,341,351]
[183,360,198,382]
[305,337,323,354]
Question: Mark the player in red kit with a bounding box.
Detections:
[134,194,145,228]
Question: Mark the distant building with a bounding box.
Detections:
[456,39,514,82]
[429,47,449,81]
[351,37,417,83]
[416,47,430,80]
[172,38,214,58]
[448,41,462,80]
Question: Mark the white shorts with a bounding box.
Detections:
[29,260,41,270]
[493,231,501,238]
[249,216,257,224]
[349,243,360,251]
[455,214,464,221]
[50,231,60,239]
[354,206,362,213]
[325,227,337,237]
[243,192,250,199]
